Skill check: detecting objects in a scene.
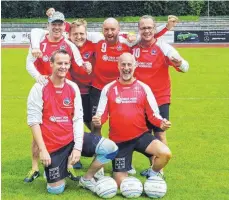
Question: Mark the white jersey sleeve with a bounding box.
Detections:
[26,47,40,79]
[31,28,48,49]
[64,39,84,67]
[157,39,189,72]
[27,83,44,126]
[156,24,167,33]
[87,32,105,43]
[66,80,84,151]
[96,80,116,117]
[138,81,162,120]
[119,34,140,47]
[118,24,167,47]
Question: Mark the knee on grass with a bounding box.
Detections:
[47,183,65,194]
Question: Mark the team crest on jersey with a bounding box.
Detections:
[83,52,90,59]
[42,55,49,62]
[49,116,56,122]
[115,97,122,104]
[116,45,122,51]
[102,55,108,61]
[63,97,72,106]
[151,49,157,55]
[60,45,66,50]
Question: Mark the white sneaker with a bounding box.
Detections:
[140,168,152,177]
[127,165,136,175]
[94,167,104,179]
[79,177,96,193]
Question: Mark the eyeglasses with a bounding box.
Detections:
[139,26,155,32]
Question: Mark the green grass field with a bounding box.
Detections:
[2,47,229,200]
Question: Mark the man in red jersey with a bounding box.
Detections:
[26,11,85,84]
[132,15,189,177]
[27,49,118,194]
[90,18,131,128]
[68,19,96,170]
[24,11,90,182]
[69,19,95,130]
[92,52,172,187]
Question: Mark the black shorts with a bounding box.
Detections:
[81,132,102,157]
[89,86,102,116]
[81,94,92,123]
[146,103,170,133]
[45,133,102,183]
[112,133,156,172]
[45,141,74,183]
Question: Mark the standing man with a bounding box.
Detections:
[90,18,130,128]
[26,11,86,84]
[68,19,95,170]
[131,15,189,177]
[27,49,118,194]
[92,52,172,186]
[69,19,95,130]
[24,11,90,182]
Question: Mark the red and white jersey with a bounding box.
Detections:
[132,39,189,106]
[92,40,131,90]
[96,79,163,143]
[70,40,96,94]
[27,34,83,79]
[27,78,84,153]
[64,21,71,33]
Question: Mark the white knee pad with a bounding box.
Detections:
[47,183,65,194]
[95,138,118,164]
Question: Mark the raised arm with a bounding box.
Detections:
[30,28,48,58]
[159,39,189,73]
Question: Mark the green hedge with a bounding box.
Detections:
[2,1,229,19]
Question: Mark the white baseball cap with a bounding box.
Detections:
[48,11,65,23]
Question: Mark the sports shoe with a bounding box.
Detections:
[140,168,151,177]
[73,160,83,169]
[68,168,80,181]
[24,170,40,183]
[94,167,104,180]
[79,177,96,193]
[157,171,166,180]
[127,165,136,175]
[146,171,166,180]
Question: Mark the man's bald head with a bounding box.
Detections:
[118,52,136,66]
[103,18,120,45]
[103,18,119,26]
[118,52,136,84]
